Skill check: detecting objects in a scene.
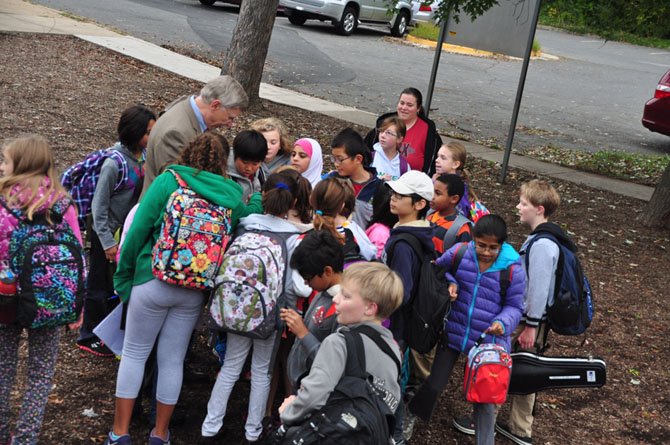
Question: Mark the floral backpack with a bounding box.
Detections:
[0,197,86,328]
[151,169,233,290]
[209,229,292,339]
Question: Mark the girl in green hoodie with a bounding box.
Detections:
[105,132,262,445]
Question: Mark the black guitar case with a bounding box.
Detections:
[508,352,606,395]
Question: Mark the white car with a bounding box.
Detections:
[411,0,441,25]
[280,0,413,36]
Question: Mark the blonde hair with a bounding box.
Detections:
[251,117,292,156]
[342,262,403,319]
[520,179,561,218]
[0,135,67,221]
[442,141,481,202]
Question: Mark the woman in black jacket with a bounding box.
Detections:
[365,87,442,175]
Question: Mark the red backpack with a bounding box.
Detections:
[463,333,512,404]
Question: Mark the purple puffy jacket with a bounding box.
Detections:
[437,241,525,353]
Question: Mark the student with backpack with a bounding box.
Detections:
[0,135,85,445]
[75,104,156,357]
[493,180,571,445]
[428,173,473,255]
[408,215,525,445]
[371,116,410,181]
[105,132,262,445]
[202,172,307,443]
[281,230,345,391]
[277,262,403,445]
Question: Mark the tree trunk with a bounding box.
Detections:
[221,0,279,107]
[641,161,670,229]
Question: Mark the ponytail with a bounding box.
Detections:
[262,172,300,217]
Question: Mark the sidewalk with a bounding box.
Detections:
[0,0,654,201]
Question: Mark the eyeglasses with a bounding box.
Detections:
[475,243,500,254]
[329,155,352,164]
[379,129,398,138]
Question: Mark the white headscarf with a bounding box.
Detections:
[294,138,323,188]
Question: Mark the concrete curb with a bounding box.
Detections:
[0,0,654,201]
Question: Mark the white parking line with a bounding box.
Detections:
[649,52,670,55]
[580,40,602,43]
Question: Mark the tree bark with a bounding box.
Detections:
[221,0,279,107]
[642,161,670,229]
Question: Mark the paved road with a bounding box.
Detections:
[34,0,670,155]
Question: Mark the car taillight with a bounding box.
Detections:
[654,84,670,99]
[419,5,432,12]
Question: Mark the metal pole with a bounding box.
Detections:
[424,12,450,118]
[499,0,543,183]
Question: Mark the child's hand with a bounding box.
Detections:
[485,321,504,336]
[278,395,296,414]
[280,308,309,339]
[517,325,537,350]
[67,312,83,331]
[104,245,118,263]
[448,283,458,301]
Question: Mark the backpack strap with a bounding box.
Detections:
[399,156,409,175]
[166,168,189,189]
[499,265,513,307]
[450,242,469,274]
[106,148,130,192]
[442,215,471,251]
[387,233,428,265]
[352,325,402,377]
[342,330,368,379]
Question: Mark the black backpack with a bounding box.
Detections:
[386,233,451,354]
[522,231,594,335]
[275,326,401,445]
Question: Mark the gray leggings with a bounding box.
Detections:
[115,279,203,404]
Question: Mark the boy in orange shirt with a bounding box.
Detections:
[428,173,473,254]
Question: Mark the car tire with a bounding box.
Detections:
[391,10,409,37]
[199,0,216,5]
[288,12,307,26]
[335,6,358,36]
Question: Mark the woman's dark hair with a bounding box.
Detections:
[400,87,426,119]
[117,104,156,151]
[368,184,398,229]
[473,214,508,243]
[177,131,229,176]
[261,172,301,217]
[290,230,345,278]
[274,167,312,223]
[233,130,268,162]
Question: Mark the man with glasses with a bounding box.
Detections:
[143,75,248,193]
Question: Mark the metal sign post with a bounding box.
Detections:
[424,13,450,118]
[499,0,543,183]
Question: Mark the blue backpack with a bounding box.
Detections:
[523,232,594,335]
[0,197,86,328]
[60,144,136,226]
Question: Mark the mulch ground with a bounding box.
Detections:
[1,32,669,444]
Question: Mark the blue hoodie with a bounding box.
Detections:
[436,241,525,353]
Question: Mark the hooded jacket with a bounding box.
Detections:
[437,241,525,353]
[114,164,262,302]
[383,221,435,344]
[364,111,443,175]
[519,222,573,327]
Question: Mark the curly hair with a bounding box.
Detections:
[177,131,229,176]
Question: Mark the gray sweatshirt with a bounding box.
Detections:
[227,151,263,204]
[91,143,143,250]
[280,322,401,426]
[286,284,341,388]
[520,234,560,327]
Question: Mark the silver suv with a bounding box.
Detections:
[280,0,413,36]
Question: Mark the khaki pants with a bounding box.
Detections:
[409,346,436,387]
[507,322,548,438]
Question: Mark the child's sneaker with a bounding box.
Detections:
[103,432,131,445]
[77,337,114,357]
[148,430,170,445]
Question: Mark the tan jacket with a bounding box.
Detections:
[143,95,202,193]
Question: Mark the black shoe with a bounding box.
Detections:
[495,422,533,445]
[452,416,475,435]
[77,337,115,357]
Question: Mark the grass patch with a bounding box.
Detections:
[409,22,440,41]
[522,145,670,186]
